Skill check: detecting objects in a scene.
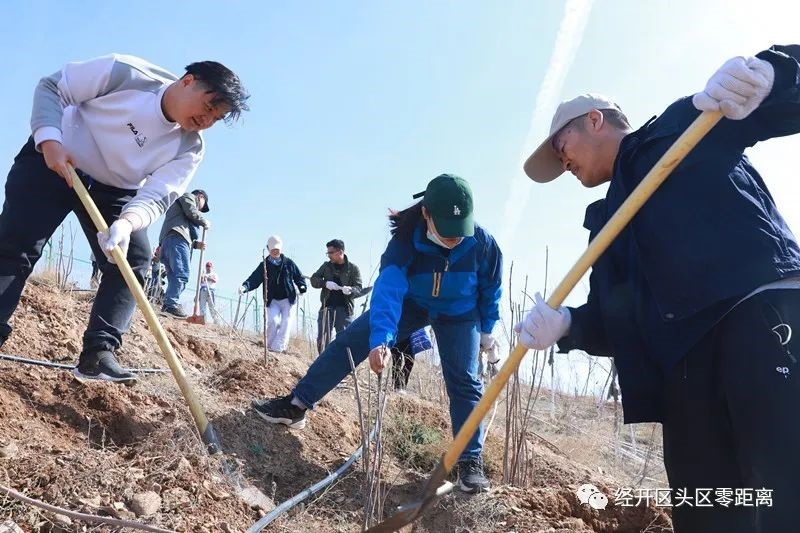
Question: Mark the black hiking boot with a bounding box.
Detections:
[252,395,307,429]
[73,350,137,384]
[457,456,490,493]
[160,305,188,319]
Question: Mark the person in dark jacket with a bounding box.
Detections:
[517,45,800,532]
[309,239,363,353]
[158,189,210,318]
[251,174,503,494]
[239,235,307,353]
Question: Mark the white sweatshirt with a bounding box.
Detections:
[31,54,204,229]
[201,271,219,290]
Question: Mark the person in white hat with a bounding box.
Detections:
[517,44,800,532]
[238,235,306,353]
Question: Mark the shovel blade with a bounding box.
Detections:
[186,315,206,325]
[366,461,451,532]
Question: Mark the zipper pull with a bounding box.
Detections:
[432,272,441,297]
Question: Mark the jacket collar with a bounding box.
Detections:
[412,221,477,264]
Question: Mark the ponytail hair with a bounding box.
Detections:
[389,201,424,242]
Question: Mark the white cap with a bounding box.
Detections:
[523,93,622,183]
[267,235,283,251]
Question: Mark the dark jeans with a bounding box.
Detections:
[0,139,150,354]
[316,305,352,354]
[391,337,414,390]
[296,301,485,460]
[663,289,800,533]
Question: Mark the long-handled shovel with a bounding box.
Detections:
[69,166,222,454]
[187,227,208,325]
[262,248,269,363]
[367,110,723,532]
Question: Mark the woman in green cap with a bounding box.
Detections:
[251,174,503,493]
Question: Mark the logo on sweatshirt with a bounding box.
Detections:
[127,123,147,148]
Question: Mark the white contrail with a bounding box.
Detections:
[499,0,595,245]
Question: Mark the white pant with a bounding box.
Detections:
[199,287,219,324]
[267,298,295,352]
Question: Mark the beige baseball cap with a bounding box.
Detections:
[523,93,622,183]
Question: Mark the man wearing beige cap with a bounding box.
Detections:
[516,45,800,532]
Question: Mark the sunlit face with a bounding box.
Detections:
[422,207,463,249]
[269,248,281,259]
[551,112,612,188]
[196,194,207,210]
[326,247,345,264]
[170,75,231,132]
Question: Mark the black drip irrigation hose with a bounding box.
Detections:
[0,353,167,374]
[246,423,379,533]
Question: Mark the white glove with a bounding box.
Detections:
[201,219,212,230]
[238,285,247,295]
[325,281,341,291]
[341,286,353,295]
[514,292,571,351]
[692,56,775,120]
[97,219,133,264]
[479,332,500,364]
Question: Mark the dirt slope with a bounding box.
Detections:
[0,281,671,532]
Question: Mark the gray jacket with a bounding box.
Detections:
[158,192,208,245]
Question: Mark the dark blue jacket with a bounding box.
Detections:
[369,222,503,349]
[558,44,800,424]
[242,255,307,306]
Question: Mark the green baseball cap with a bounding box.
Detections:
[412,174,474,238]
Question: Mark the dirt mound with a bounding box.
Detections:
[0,282,674,532]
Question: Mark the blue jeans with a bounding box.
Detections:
[160,233,191,310]
[294,300,485,460]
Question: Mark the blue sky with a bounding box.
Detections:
[2,1,799,386]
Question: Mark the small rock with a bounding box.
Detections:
[219,523,234,533]
[163,487,191,510]
[78,495,101,508]
[177,457,192,472]
[0,519,24,533]
[239,486,275,511]
[129,491,161,517]
[203,480,230,501]
[126,467,145,481]
[52,514,72,527]
[0,442,19,459]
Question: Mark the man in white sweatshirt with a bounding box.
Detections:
[0,54,248,383]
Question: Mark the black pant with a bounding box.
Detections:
[391,337,414,390]
[663,289,800,533]
[316,306,352,354]
[0,139,150,354]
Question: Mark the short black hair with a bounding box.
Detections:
[326,239,345,251]
[184,61,250,123]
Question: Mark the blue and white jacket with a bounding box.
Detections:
[369,221,503,349]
